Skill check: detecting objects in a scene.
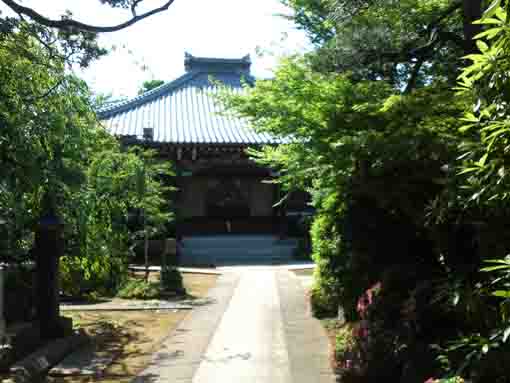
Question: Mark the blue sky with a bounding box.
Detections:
[5,1,309,98]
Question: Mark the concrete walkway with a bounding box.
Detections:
[133,267,335,383]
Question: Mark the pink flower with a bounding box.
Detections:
[353,321,369,339]
[424,378,437,383]
[356,281,382,318]
[357,295,369,316]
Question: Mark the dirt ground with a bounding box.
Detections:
[45,272,218,383]
[321,318,346,373]
[179,272,219,299]
[292,268,314,277]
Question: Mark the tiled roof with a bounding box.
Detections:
[98,53,281,145]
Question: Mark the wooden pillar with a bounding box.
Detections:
[35,214,65,340]
[279,201,287,239]
[273,182,287,239]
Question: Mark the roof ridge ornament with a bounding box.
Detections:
[184,52,251,74]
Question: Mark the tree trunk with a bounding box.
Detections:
[463,0,483,54]
[404,58,425,94]
[144,211,150,282]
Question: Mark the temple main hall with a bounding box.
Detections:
[99,53,309,264]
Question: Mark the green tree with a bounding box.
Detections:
[0,29,173,297]
[0,29,96,260]
[220,2,510,381]
[283,0,485,89]
[138,79,165,95]
[61,142,173,296]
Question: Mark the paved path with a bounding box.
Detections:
[133,268,335,383]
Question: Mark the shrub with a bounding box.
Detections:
[117,278,160,300]
[161,266,185,294]
[60,251,127,298]
[309,208,344,318]
[334,323,356,361]
[309,198,362,320]
[310,278,339,318]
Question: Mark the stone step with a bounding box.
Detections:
[179,235,299,267]
[203,256,294,267]
[180,249,295,267]
[186,247,296,258]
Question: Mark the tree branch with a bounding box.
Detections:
[22,77,66,103]
[437,30,465,49]
[433,0,464,26]
[375,1,464,63]
[404,58,424,94]
[131,0,144,17]
[0,0,176,33]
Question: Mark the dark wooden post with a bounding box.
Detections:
[35,213,66,339]
[276,186,287,240]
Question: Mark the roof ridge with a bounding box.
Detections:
[97,71,198,118]
[97,70,255,119]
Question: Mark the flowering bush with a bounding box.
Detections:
[357,281,382,319]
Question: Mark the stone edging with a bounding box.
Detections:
[8,332,88,383]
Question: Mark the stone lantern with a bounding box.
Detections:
[34,212,70,339]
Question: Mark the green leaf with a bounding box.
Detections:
[463,53,485,63]
[476,41,490,52]
[478,153,489,167]
[459,123,475,133]
[474,17,504,25]
[461,113,479,123]
[492,290,510,298]
[485,259,510,264]
[503,326,510,342]
[458,167,479,175]
[474,27,503,40]
[481,265,510,272]
[494,6,507,21]
[483,0,502,18]
[486,127,509,140]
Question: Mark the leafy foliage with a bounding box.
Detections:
[161,266,185,294]
[279,0,336,45]
[61,144,173,296]
[117,278,161,300]
[454,2,510,208]
[0,29,174,297]
[284,0,482,89]
[0,29,98,262]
